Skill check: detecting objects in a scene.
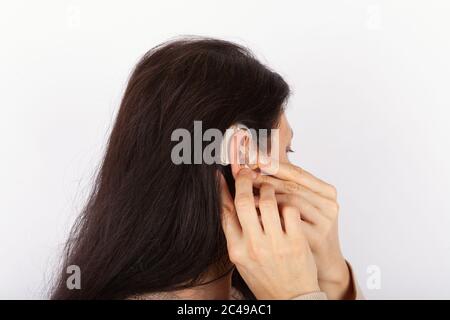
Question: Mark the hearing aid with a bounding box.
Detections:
[219,123,258,168]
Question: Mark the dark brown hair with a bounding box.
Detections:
[51,37,290,299]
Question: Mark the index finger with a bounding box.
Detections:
[234,168,263,237]
[259,159,336,200]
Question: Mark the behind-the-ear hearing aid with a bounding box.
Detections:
[220,123,258,168]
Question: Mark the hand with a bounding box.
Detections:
[254,160,353,300]
[220,168,320,300]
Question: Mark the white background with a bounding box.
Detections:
[1,0,449,299]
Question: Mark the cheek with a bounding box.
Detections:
[274,145,291,163]
[278,152,289,163]
[266,136,291,163]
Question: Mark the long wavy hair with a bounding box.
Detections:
[51,37,290,299]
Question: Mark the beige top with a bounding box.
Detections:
[128,262,364,300]
[292,262,365,300]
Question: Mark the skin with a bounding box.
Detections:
[221,170,320,299]
[223,114,354,299]
[136,112,353,299]
[250,113,354,299]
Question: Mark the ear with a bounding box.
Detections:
[228,129,252,178]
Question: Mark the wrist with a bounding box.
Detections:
[318,259,352,300]
[318,257,349,284]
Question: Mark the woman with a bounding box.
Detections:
[51,37,363,300]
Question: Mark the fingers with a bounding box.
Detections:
[274,194,328,225]
[254,174,299,194]
[280,206,302,235]
[219,174,242,244]
[259,159,337,200]
[299,221,317,246]
[255,174,336,216]
[234,168,263,238]
[258,184,283,237]
[255,192,328,225]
